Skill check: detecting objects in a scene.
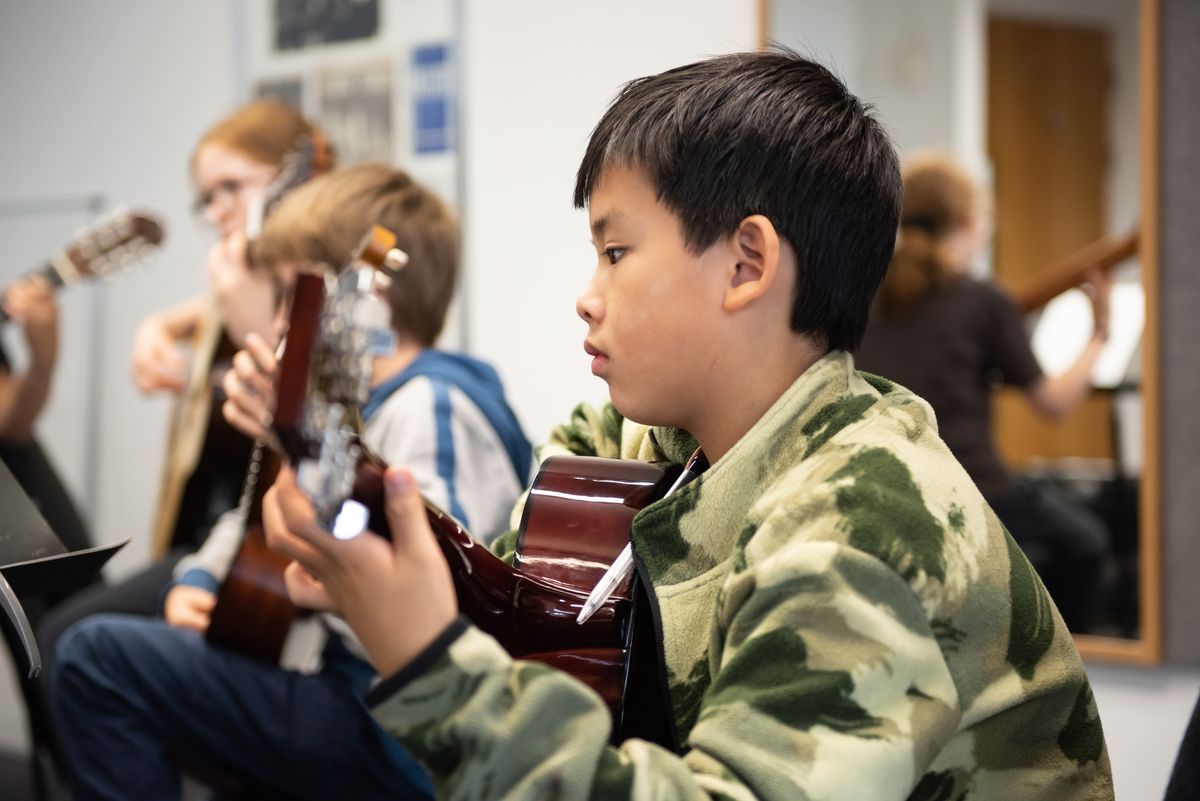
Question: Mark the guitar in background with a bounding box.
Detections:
[1012,227,1139,314]
[1,208,164,554]
[149,134,332,560]
[1,208,164,323]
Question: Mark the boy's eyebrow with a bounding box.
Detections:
[590,211,628,242]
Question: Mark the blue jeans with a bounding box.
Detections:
[53,614,433,801]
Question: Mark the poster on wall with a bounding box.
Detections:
[317,61,394,165]
[412,44,454,155]
[274,0,380,51]
[256,76,304,110]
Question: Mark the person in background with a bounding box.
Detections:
[26,99,330,792]
[135,98,332,558]
[53,164,531,801]
[856,153,1114,632]
[1,275,96,801]
[0,275,90,553]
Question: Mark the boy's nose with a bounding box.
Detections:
[576,284,602,323]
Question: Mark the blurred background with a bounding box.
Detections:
[1,1,1198,799]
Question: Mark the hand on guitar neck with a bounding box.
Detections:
[2,276,59,370]
[1080,265,1113,344]
[220,331,282,450]
[263,463,459,678]
[1027,265,1116,420]
[0,276,59,442]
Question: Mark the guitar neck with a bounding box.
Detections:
[233,440,283,530]
[1012,229,1140,313]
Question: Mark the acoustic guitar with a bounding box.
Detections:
[349,455,677,746]
[1011,227,1139,314]
[206,226,402,663]
[0,208,164,322]
[262,233,674,745]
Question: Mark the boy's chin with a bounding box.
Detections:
[608,394,676,430]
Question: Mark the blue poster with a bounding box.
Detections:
[412,44,454,155]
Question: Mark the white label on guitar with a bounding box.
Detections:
[332,500,370,540]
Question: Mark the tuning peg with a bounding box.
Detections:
[383,248,408,272]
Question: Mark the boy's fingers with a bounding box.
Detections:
[244,332,279,376]
[262,477,330,567]
[231,350,274,398]
[382,467,432,552]
[149,365,186,394]
[283,562,337,612]
[221,399,265,441]
[175,607,210,633]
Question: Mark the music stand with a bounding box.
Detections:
[0,458,125,679]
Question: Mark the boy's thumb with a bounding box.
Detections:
[382,467,423,539]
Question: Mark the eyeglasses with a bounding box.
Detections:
[192,179,250,216]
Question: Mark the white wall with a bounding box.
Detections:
[457,0,760,442]
[770,0,988,172]
[1088,661,1200,800]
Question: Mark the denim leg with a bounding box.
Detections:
[54,613,433,801]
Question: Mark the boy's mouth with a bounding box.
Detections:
[584,340,609,375]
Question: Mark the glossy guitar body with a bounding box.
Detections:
[206,447,297,663]
[355,454,677,745]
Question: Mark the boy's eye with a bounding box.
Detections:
[603,247,627,265]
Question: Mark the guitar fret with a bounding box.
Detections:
[50,251,82,284]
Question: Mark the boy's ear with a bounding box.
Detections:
[724,214,781,312]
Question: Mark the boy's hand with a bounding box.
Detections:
[131,314,186,394]
[263,466,458,677]
[221,332,279,444]
[281,562,337,612]
[164,585,217,633]
[3,276,59,369]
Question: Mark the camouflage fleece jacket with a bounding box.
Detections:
[367,350,1114,800]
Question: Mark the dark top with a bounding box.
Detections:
[0,341,93,553]
[856,276,1043,500]
[169,331,255,552]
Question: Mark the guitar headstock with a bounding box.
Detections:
[273,225,407,531]
[244,133,334,241]
[60,208,165,283]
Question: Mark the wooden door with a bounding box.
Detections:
[987,15,1114,466]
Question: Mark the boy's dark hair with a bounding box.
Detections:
[574,49,901,351]
[257,164,459,346]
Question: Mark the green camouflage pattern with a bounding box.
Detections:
[371,350,1113,800]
